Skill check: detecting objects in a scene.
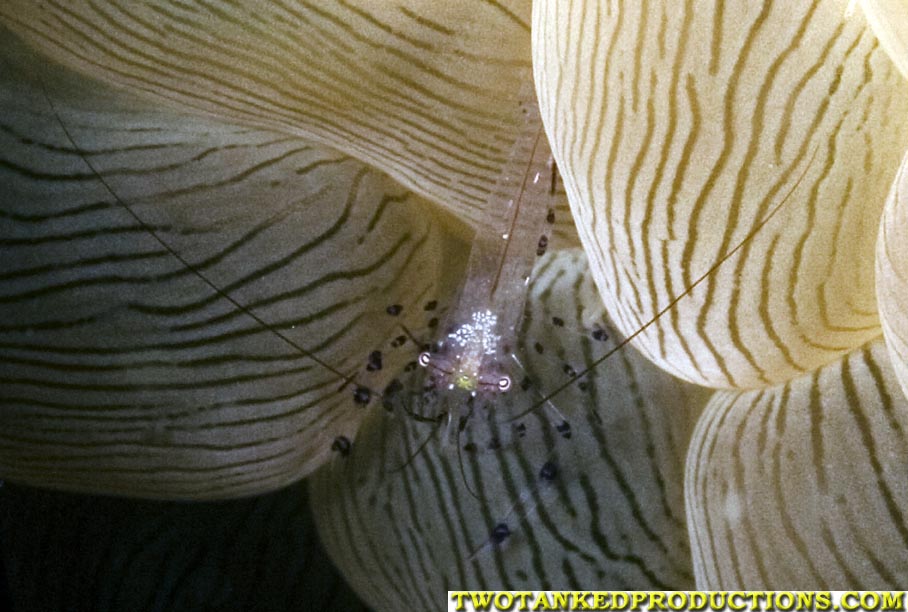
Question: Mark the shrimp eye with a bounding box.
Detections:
[497,375,512,392]
[418,352,431,367]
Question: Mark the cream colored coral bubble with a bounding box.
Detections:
[0,1,575,241]
[0,40,449,500]
[686,338,908,588]
[535,0,908,389]
[858,0,908,79]
[876,148,908,402]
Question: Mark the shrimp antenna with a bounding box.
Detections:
[400,401,446,424]
[388,411,446,473]
[36,78,371,397]
[454,407,482,502]
[515,144,821,420]
[396,323,425,350]
[466,460,560,561]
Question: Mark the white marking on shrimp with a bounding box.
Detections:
[448,310,500,356]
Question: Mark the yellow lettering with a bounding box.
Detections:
[843,592,860,610]
[471,592,495,611]
[533,593,554,611]
[573,592,593,610]
[688,592,707,611]
[668,593,687,611]
[861,592,881,611]
[550,592,569,609]
[882,592,904,610]
[495,592,515,610]
[776,591,795,611]
[730,592,749,611]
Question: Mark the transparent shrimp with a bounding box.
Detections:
[418,83,556,398]
[407,81,574,454]
[13,25,832,601]
[30,71,824,601]
[27,64,566,470]
[29,43,810,503]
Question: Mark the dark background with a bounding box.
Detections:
[0,480,371,612]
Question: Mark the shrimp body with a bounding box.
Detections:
[420,308,505,393]
[419,83,557,399]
